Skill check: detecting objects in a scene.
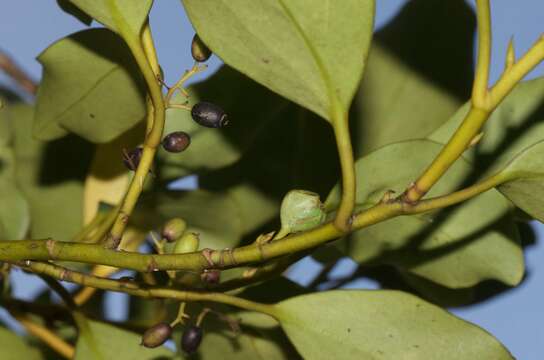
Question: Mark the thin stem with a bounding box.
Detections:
[0,171,512,273]
[73,265,118,306]
[18,261,277,318]
[0,50,37,95]
[164,64,207,105]
[471,0,492,108]
[13,313,74,359]
[105,22,165,248]
[37,273,76,309]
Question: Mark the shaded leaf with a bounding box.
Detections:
[10,104,93,239]
[34,28,146,142]
[133,190,244,249]
[497,141,544,222]
[57,0,93,25]
[326,140,523,288]
[0,327,43,360]
[275,290,513,359]
[69,0,152,35]
[74,317,174,360]
[182,0,375,121]
[157,66,289,181]
[353,0,474,156]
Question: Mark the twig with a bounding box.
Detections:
[0,50,37,95]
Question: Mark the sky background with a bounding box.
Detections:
[0,1,543,359]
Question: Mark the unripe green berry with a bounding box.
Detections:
[181,325,203,354]
[141,322,172,348]
[191,102,228,128]
[276,190,326,239]
[162,218,187,242]
[191,34,212,62]
[173,232,200,253]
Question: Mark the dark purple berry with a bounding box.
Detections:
[191,102,228,128]
[162,131,191,153]
[181,325,203,354]
[200,269,220,285]
[141,322,172,348]
[122,147,143,171]
[191,34,212,62]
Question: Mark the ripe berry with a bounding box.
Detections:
[191,102,228,128]
[181,325,203,354]
[161,218,187,242]
[191,34,212,62]
[122,147,143,171]
[162,131,191,153]
[141,322,172,348]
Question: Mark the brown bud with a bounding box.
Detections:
[141,322,172,348]
[191,34,212,62]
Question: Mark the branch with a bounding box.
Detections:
[0,172,512,273]
[17,261,276,317]
[0,50,37,95]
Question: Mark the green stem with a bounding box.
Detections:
[0,172,512,272]
[104,22,165,249]
[18,261,276,318]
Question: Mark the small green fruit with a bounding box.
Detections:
[276,190,326,239]
[173,232,200,254]
[161,218,187,242]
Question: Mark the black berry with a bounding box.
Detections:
[141,322,172,348]
[191,102,228,128]
[122,147,143,171]
[181,325,203,354]
[162,131,191,153]
[191,34,212,62]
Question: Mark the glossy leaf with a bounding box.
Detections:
[182,0,375,121]
[353,0,474,156]
[497,141,544,222]
[0,327,43,360]
[74,317,174,360]
[429,77,544,173]
[326,140,523,288]
[34,28,146,142]
[10,104,93,239]
[69,0,152,35]
[275,290,513,359]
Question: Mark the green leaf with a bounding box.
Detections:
[69,0,152,35]
[157,66,290,181]
[74,317,174,360]
[182,0,375,121]
[0,327,43,360]
[275,290,513,359]
[353,0,474,156]
[174,311,299,360]
[429,77,544,173]
[34,28,146,142]
[133,190,245,249]
[326,140,523,288]
[10,104,93,239]
[497,141,544,222]
[57,0,93,25]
